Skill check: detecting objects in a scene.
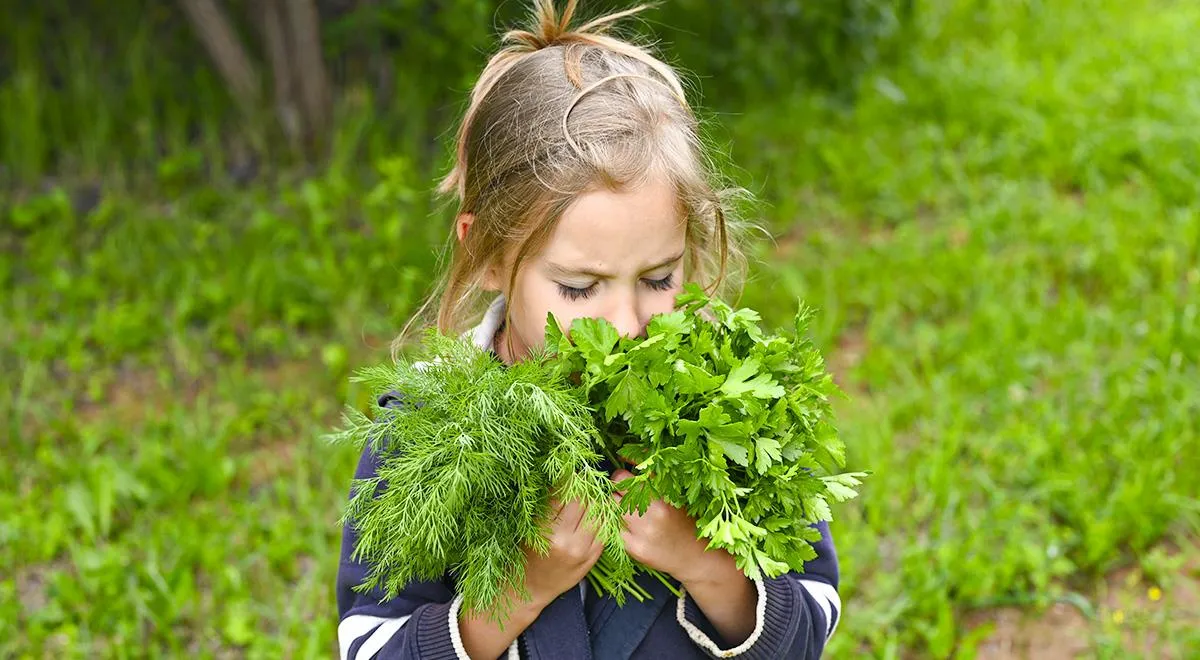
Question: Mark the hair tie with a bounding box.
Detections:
[560,72,689,155]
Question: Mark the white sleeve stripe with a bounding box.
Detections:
[340,614,403,660]
[449,593,521,660]
[675,577,768,658]
[339,614,411,660]
[798,579,841,638]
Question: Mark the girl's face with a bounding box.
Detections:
[484,176,687,364]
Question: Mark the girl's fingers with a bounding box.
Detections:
[619,456,657,478]
[578,507,601,536]
[549,498,567,523]
[558,498,589,533]
[574,501,595,534]
[611,470,634,502]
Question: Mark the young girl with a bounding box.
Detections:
[336,2,841,658]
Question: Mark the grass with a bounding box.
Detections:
[731,0,1200,654]
[3,0,1199,657]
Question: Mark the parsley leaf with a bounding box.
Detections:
[720,357,786,399]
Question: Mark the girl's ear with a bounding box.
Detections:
[455,213,475,244]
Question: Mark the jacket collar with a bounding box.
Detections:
[466,295,506,352]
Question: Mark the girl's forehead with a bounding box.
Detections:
[542,179,686,269]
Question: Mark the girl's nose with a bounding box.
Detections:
[609,297,642,338]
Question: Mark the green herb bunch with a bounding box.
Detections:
[546,284,866,581]
[327,331,634,619]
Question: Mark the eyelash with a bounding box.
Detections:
[557,273,675,301]
[645,273,675,291]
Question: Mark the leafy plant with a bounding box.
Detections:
[327,331,636,620]
[547,284,867,580]
[329,286,865,618]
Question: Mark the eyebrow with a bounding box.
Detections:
[545,252,685,279]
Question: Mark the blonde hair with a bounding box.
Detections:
[396,0,748,356]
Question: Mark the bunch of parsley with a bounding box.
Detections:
[328,331,637,620]
[546,284,866,581]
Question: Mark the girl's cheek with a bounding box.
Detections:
[656,284,684,314]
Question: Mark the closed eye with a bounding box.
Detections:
[556,273,675,302]
[557,282,597,301]
[643,273,675,291]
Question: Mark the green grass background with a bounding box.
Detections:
[3,0,1198,657]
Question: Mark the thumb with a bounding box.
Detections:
[611,469,635,484]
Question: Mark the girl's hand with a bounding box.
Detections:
[460,496,602,659]
[521,497,604,609]
[610,469,758,646]
[610,469,730,585]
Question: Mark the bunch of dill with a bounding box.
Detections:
[328,331,635,620]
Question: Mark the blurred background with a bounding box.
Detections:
[2,0,1198,657]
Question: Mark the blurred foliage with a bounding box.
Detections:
[3,0,1200,657]
[0,0,912,186]
[655,0,914,101]
[0,2,235,185]
[3,156,434,371]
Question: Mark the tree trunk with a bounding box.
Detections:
[182,0,332,159]
[178,0,261,116]
[285,0,333,156]
[261,0,303,150]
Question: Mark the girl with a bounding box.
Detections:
[336,2,841,658]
